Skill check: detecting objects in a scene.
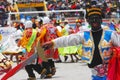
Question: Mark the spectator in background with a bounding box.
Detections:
[0,0,8,27]
[42,14,51,24]
[116,7,120,18]
[71,1,77,9]
[63,20,71,33]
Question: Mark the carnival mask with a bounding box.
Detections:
[87,15,102,30]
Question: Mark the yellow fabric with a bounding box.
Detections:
[116,28,120,32]
[19,29,38,50]
[19,30,29,48]
[38,25,62,45]
[39,27,46,40]
[88,12,101,16]
[87,7,101,12]
[77,44,82,56]
[56,29,62,37]
[38,27,46,45]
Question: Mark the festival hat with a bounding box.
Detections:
[86,7,103,18]
[76,19,82,23]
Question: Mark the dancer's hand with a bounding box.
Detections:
[42,41,54,50]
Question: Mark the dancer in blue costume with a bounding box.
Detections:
[42,7,120,80]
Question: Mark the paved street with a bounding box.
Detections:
[0,56,92,80]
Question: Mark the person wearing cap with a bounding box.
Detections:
[75,19,83,32]
[41,7,120,80]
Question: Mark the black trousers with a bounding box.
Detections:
[25,64,42,77]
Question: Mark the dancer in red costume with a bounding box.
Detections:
[38,23,62,77]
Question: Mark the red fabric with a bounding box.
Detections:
[38,58,42,64]
[71,4,76,9]
[115,24,120,28]
[53,49,59,59]
[43,24,59,60]
[45,49,59,60]
[74,26,80,33]
[107,47,120,80]
[106,7,110,13]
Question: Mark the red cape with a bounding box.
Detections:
[107,47,120,80]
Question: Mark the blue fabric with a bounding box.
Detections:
[109,23,116,31]
[104,31,112,42]
[81,56,89,61]
[84,31,90,41]
[26,16,32,20]
[22,48,26,54]
[101,47,109,53]
[92,75,107,80]
[20,14,25,19]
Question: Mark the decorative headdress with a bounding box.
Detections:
[76,19,82,23]
[86,7,103,18]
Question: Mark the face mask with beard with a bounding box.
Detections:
[87,15,102,31]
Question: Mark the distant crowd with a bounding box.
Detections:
[0,0,120,27]
[46,0,120,18]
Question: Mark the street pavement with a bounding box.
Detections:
[0,56,92,80]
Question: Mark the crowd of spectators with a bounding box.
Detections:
[1,0,120,27]
[46,0,120,19]
[11,0,120,19]
[0,0,11,27]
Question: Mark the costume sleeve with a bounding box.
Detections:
[111,31,120,46]
[52,32,84,48]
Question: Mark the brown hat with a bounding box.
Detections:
[86,7,102,18]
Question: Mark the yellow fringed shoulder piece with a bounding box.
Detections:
[39,27,46,40]
[56,29,62,37]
